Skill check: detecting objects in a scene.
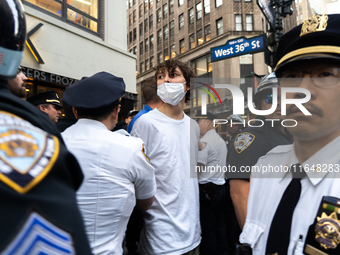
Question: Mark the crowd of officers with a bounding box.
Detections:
[1,1,340,255]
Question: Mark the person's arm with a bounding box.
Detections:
[136,197,154,211]
[229,179,250,229]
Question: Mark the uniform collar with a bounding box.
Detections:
[76,118,108,130]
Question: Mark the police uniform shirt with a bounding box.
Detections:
[0,81,92,254]
[62,118,156,255]
[227,120,293,180]
[198,129,227,185]
[240,135,340,254]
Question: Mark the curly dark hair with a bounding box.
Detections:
[155,59,196,103]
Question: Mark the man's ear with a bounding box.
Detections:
[112,105,120,120]
[72,107,79,119]
[39,104,47,113]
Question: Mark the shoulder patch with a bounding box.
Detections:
[234,132,255,154]
[0,111,59,193]
[200,142,207,151]
[141,144,150,163]
[1,211,75,255]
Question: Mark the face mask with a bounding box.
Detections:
[157,82,187,106]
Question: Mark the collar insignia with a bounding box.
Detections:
[300,14,328,37]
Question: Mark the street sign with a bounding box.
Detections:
[257,0,275,29]
[210,34,266,62]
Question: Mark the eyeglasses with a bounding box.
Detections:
[278,67,340,87]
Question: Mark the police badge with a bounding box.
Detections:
[234,132,255,154]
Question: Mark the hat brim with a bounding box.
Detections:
[51,102,63,110]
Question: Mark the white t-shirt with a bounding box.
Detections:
[131,109,201,255]
[197,129,227,185]
[62,119,156,255]
[241,135,340,255]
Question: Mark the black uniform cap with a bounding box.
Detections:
[275,14,340,73]
[62,72,125,111]
[26,90,62,109]
[126,110,139,118]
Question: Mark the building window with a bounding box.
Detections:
[245,0,251,2]
[163,3,168,19]
[133,0,136,4]
[129,31,132,43]
[190,54,212,77]
[164,25,168,40]
[189,34,195,49]
[145,38,149,52]
[151,56,155,67]
[204,0,210,14]
[140,41,144,55]
[235,14,242,31]
[129,14,133,26]
[216,18,223,35]
[196,3,202,20]
[149,0,153,8]
[178,0,184,6]
[240,54,253,83]
[197,29,203,45]
[189,8,194,24]
[157,8,162,22]
[150,34,154,49]
[139,4,143,17]
[164,48,169,60]
[145,18,148,32]
[133,10,137,23]
[170,0,174,14]
[133,28,137,40]
[215,0,222,7]
[246,14,253,31]
[129,0,132,8]
[170,20,175,36]
[133,46,137,54]
[204,25,211,41]
[140,22,143,36]
[149,14,153,29]
[157,29,162,44]
[170,44,176,58]
[179,13,184,30]
[140,62,144,73]
[146,59,150,70]
[144,0,149,12]
[158,52,163,64]
[180,39,185,53]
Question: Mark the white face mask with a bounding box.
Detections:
[157,82,187,106]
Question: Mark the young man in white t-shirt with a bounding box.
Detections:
[131,59,201,255]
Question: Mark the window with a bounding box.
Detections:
[129,0,132,8]
[170,20,175,36]
[178,0,184,6]
[179,13,184,30]
[189,8,194,24]
[246,14,253,31]
[140,41,144,55]
[170,44,176,58]
[197,29,203,45]
[204,0,210,14]
[151,56,155,67]
[145,18,148,32]
[170,0,174,14]
[196,3,202,20]
[133,10,136,23]
[146,59,150,70]
[133,46,137,54]
[157,29,162,44]
[144,0,149,12]
[140,62,144,73]
[129,14,132,25]
[245,0,251,2]
[216,18,223,35]
[158,52,163,64]
[180,39,185,53]
[129,31,132,43]
[240,54,253,83]
[215,0,222,7]
[145,38,149,52]
[25,0,101,33]
[163,3,168,19]
[150,34,154,49]
[204,25,211,41]
[149,14,153,29]
[235,14,242,31]
[189,34,195,49]
[133,28,137,40]
[140,22,143,36]
[164,25,168,40]
[149,0,153,8]
[157,8,162,22]
[164,48,169,60]
[139,4,143,17]
[190,54,212,77]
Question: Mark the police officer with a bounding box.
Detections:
[61,72,157,255]
[196,111,228,255]
[226,114,244,145]
[227,72,293,230]
[0,1,92,254]
[241,13,340,255]
[26,90,63,123]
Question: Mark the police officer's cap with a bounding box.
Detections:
[195,110,217,121]
[275,14,340,73]
[254,73,278,96]
[63,72,125,111]
[26,90,62,109]
[126,110,139,118]
[227,114,244,123]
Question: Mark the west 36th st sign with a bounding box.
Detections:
[210,34,265,62]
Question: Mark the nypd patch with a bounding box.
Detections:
[201,142,207,151]
[234,132,255,154]
[1,211,75,255]
[141,144,150,163]
[0,111,59,193]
